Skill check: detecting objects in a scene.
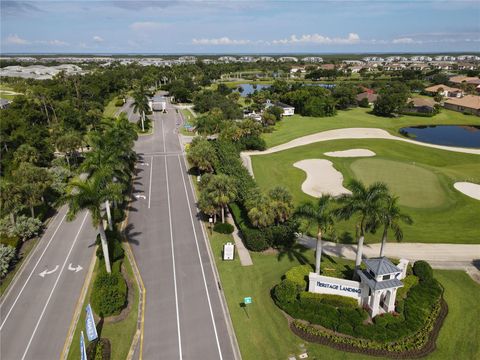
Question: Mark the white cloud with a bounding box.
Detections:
[37,39,69,46]
[93,35,104,43]
[5,34,30,45]
[272,33,360,45]
[192,37,252,45]
[130,21,165,31]
[392,37,419,44]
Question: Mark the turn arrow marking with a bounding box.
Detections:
[39,265,59,278]
[68,263,83,273]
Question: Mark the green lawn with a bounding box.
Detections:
[211,231,480,360]
[180,108,196,136]
[264,107,480,148]
[0,83,22,100]
[67,255,139,360]
[251,139,480,244]
[103,97,120,118]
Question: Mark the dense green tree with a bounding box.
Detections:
[187,137,217,173]
[268,186,294,224]
[373,82,410,117]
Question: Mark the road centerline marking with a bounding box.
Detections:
[21,212,89,360]
[177,155,223,360]
[162,109,183,359]
[0,213,67,330]
[148,155,153,209]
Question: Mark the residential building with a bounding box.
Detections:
[302,56,324,63]
[405,97,437,114]
[356,92,378,105]
[265,99,295,116]
[424,84,463,98]
[218,56,237,63]
[0,99,11,109]
[449,76,480,86]
[444,95,480,115]
[278,56,298,62]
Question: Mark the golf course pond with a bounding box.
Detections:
[400,125,480,148]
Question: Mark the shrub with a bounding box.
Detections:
[213,222,234,234]
[274,279,298,304]
[95,233,124,262]
[413,261,433,280]
[285,265,311,291]
[115,99,124,107]
[238,135,266,151]
[0,234,21,251]
[0,244,16,278]
[242,228,269,251]
[91,266,127,317]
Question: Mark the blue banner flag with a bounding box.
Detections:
[85,304,98,341]
[80,331,87,360]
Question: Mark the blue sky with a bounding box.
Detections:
[1,0,479,54]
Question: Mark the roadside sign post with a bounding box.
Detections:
[209,217,213,234]
[241,296,252,318]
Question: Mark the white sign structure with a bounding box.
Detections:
[223,242,235,260]
[308,274,363,302]
[308,257,407,317]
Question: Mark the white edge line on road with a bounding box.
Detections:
[148,155,153,209]
[0,213,66,330]
[0,210,61,308]
[21,212,89,360]
[162,109,183,360]
[177,155,223,360]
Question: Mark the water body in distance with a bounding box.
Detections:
[400,125,480,148]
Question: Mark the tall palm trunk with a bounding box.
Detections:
[141,111,145,132]
[105,200,113,231]
[30,206,35,219]
[10,213,15,226]
[315,229,323,274]
[354,234,364,280]
[379,226,388,257]
[98,220,112,273]
[221,206,225,223]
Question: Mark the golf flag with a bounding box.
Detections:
[85,304,98,341]
[80,331,87,360]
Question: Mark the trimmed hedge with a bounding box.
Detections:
[213,222,234,234]
[275,261,443,346]
[285,265,311,290]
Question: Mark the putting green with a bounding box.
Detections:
[350,158,446,208]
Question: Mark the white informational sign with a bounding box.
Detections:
[308,273,363,302]
[223,242,235,260]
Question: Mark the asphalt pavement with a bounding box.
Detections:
[0,206,97,360]
[127,96,237,360]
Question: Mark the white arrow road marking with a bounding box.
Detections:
[68,263,83,272]
[38,265,59,278]
[135,194,147,199]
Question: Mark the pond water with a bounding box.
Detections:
[399,125,480,148]
[235,82,336,96]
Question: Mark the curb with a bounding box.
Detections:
[60,245,98,359]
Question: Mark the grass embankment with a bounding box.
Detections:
[103,97,120,118]
[0,83,22,100]
[67,255,139,360]
[263,107,480,148]
[252,139,480,244]
[180,108,196,136]
[209,233,480,359]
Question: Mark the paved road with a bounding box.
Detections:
[127,95,237,359]
[116,97,139,123]
[0,206,96,360]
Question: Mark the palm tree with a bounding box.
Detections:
[336,179,389,279]
[247,196,274,228]
[378,195,413,257]
[206,174,237,223]
[268,186,294,224]
[295,195,335,274]
[131,86,149,132]
[66,170,123,273]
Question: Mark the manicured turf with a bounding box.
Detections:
[263,107,480,148]
[103,97,120,118]
[211,230,480,360]
[351,158,446,208]
[251,139,480,244]
[67,255,139,360]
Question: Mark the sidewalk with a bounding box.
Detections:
[226,214,253,266]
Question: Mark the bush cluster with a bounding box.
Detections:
[213,222,234,234]
[274,261,443,345]
[91,261,127,317]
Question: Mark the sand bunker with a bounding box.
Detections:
[294,159,351,198]
[454,182,480,200]
[324,148,376,158]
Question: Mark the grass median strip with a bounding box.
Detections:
[67,253,139,360]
